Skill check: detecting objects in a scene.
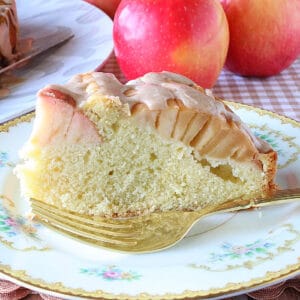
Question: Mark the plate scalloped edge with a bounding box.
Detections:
[0,258,299,300]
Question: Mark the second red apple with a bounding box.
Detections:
[221,0,300,77]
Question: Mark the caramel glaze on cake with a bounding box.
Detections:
[16,71,277,217]
[0,0,18,67]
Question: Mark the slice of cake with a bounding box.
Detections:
[16,71,277,218]
[0,0,19,68]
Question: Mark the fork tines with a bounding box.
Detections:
[30,187,300,253]
[30,198,140,248]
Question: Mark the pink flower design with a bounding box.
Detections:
[80,265,141,281]
[232,246,250,255]
[5,217,18,227]
[103,270,121,280]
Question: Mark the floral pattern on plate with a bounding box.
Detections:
[80,265,141,281]
[0,195,49,251]
[0,204,37,239]
[250,123,300,169]
[208,239,275,261]
[189,223,300,272]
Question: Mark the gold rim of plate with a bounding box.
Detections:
[0,103,299,299]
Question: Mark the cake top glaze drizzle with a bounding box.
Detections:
[49,71,235,117]
[47,71,271,153]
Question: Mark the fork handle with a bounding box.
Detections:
[252,188,300,208]
[201,188,300,217]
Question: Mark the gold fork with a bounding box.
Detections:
[31,188,300,253]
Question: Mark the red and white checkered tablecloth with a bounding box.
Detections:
[0,53,299,300]
[213,58,300,121]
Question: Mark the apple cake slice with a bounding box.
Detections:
[15,71,277,217]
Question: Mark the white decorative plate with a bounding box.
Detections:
[0,103,299,300]
[0,0,113,123]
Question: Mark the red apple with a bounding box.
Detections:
[113,0,229,88]
[84,0,121,19]
[221,0,300,77]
